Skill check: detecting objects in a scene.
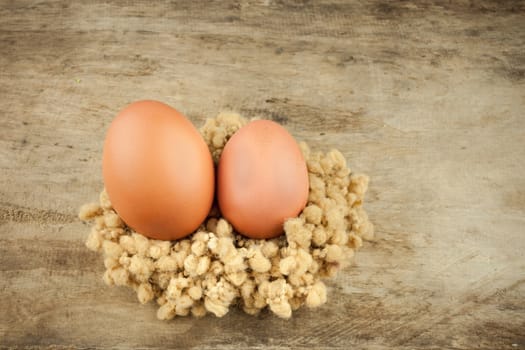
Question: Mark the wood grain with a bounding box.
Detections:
[1,0,524,349]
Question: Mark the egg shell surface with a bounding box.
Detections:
[217,119,309,239]
[102,100,214,240]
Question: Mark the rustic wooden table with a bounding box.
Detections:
[1,1,524,349]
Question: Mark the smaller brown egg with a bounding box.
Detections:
[217,120,309,239]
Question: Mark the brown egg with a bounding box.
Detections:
[217,120,309,239]
[103,100,214,240]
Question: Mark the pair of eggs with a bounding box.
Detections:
[103,100,309,241]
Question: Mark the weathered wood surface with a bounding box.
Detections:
[1,1,524,349]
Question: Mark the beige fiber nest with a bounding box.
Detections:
[79,112,374,320]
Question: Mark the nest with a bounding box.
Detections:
[79,112,373,319]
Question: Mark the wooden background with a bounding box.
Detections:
[1,1,524,349]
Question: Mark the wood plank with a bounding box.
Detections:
[1,0,524,348]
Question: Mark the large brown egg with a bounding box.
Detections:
[102,100,214,240]
[217,119,309,239]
